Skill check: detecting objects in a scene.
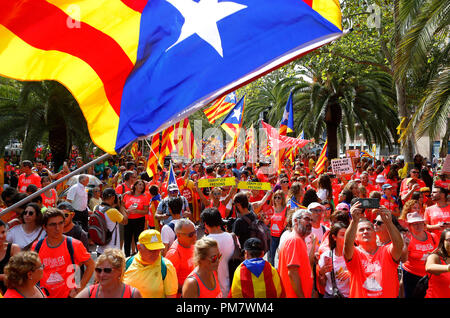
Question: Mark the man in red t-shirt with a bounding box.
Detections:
[17,160,41,193]
[278,209,314,298]
[343,202,404,298]
[32,208,94,298]
[434,171,449,190]
[424,186,450,237]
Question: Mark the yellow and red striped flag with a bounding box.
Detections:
[159,126,174,166]
[245,124,254,159]
[203,92,237,124]
[146,133,160,179]
[314,139,328,175]
[173,118,200,159]
[130,141,139,160]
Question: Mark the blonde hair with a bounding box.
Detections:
[96,248,126,279]
[399,199,420,220]
[193,237,218,266]
[4,251,41,289]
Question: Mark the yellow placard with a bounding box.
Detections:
[238,181,271,191]
[197,177,236,188]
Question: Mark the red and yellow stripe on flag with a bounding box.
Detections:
[0,0,145,155]
[173,118,200,160]
[203,93,236,124]
[314,139,328,175]
[130,142,139,160]
[245,124,254,159]
[159,126,174,166]
[229,261,285,298]
[146,133,160,179]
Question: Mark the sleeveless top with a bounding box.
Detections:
[425,257,450,298]
[270,207,287,237]
[88,283,137,298]
[187,271,222,298]
[3,286,47,298]
[0,243,12,294]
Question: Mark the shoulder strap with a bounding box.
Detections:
[125,255,135,271]
[161,257,167,280]
[34,238,45,253]
[330,250,339,291]
[66,236,75,265]
[168,221,175,232]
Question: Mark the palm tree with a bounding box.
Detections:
[394,0,450,154]
[0,78,92,170]
[293,67,399,159]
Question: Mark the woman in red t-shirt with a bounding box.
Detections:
[267,190,288,266]
[40,176,58,208]
[425,229,450,298]
[401,212,438,298]
[122,180,149,257]
[3,251,46,298]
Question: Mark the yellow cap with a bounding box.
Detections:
[138,230,165,251]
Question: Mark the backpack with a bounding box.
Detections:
[125,255,167,280]
[242,214,271,253]
[88,205,117,246]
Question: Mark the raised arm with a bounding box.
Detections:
[343,201,362,261]
[379,206,403,262]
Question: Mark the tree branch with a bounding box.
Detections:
[317,50,393,74]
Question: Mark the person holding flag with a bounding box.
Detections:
[155,162,191,227]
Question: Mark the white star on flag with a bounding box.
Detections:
[166,0,247,57]
[231,107,242,121]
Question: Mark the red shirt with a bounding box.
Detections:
[123,193,149,219]
[41,189,58,208]
[424,204,450,237]
[18,173,41,193]
[402,232,438,277]
[345,244,399,298]
[269,207,287,237]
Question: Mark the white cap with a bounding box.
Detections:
[376,174,387,183]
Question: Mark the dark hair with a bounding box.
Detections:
[434,186,449,197]
[26,184,38,194]
[322,200,334,214]
[126,161,135,170]
[42,208,65,226]
[10,193,28,210]
[102,188,117,201]
[21,160,33,168]
[431,228,450,260]
[123,171,134,182]
[168,197,183,215]
[329,222,348,250]
[2,187,18,205]
[318,174,333,200]
[131,179,145,195]
[233,192,249,210]
[200,207,224,227]
[411,192,421,200]
[149,185,159,196]
[341,188,354,204]
[0,219,6,228]
[330,210,350,227]
[302,189,319,207]
[21,203,43,226]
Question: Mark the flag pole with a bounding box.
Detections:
[0,152,111,218]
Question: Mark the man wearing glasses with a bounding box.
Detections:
[32,208,94,298]
[59,201,89,251]
[424,186,450,237]
[400,168,426,196]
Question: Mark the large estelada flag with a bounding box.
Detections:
[262,121,311,152]
[221,95,245,160]
[0,0,342,155]
[203,92,237,124]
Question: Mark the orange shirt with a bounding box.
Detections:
[18,173,41,193]
[32,236,91,298]
[425,258,450,298]
[41,189,57,208]
[345,244,399,298]
[424,204,450,237]
[269,207,287,237]
[187,271,222,298]
[165,240,195,292]
[402,232,438,277]
[123,193,149,219]
[278,232,313,298]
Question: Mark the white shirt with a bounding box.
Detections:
[95,208,121,255]
[206,232,234,297]
[161,219,183,249]
[318,250,350,297]
[67,183,88,211]
[6,225,46,249]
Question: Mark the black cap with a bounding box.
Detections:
[244,238,263,252]
[57,201,74,212]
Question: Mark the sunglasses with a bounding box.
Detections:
[209,253,222,263]
[64,212,74,218]
[374,220,384,226]
[281,181,289,184]
[274,196,283,199]
[411,171,419,174]
[95,267,113,274]
[22,210,35,216]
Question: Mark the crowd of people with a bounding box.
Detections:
[0,150,449,299]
